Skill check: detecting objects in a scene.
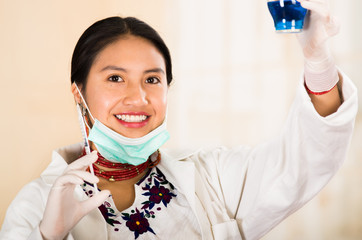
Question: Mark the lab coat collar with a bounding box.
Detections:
[158,148,213,239]
[158,149,197,210]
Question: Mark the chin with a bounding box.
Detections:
[121,130,151,139]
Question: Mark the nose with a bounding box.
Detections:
[122,83,148,106]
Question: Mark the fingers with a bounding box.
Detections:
[298,0,331,19]
[81,190,111,215]
[300,1,328,18]
[299,0,339,35]
[301,0,339,36]
[65,151,98,172]
[325,15,340,36]
[68,170,99,183]
[53,174,85,189]
[54,170,99,189]
[298,0,326,3]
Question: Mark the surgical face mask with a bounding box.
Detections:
[75,84,170,165]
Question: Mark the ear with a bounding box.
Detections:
[71,82,83,105]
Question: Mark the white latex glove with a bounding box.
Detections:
[39,151,110,240]
[297,0,340,92]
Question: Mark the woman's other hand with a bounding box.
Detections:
[39,151,110,240]
[296,0,342,117]
[297,0,339,62]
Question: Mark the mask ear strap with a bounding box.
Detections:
[75,84,95,122]
[76,103,91,152]
[76,102,99,194]
[79,104,92,130]
[81,105,87,117]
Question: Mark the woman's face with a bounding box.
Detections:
[72,35,168,138]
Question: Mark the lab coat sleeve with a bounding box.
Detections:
[214,71,357,239]
[0,179,74,240]
[0,179,48,240]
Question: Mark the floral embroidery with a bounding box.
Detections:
[82,183,94,197]
[122,208,155,239]
[99,201,122,228]
[141,178,176,210]
[121,167,177,238]
[82,183,122,229]
[82,167,177,239]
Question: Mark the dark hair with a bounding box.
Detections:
[71,16,173,88]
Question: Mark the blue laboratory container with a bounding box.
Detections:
[268,0,307,33]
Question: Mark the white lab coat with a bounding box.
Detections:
[0,72,358,240]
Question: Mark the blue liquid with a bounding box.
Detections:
[268,0,307,32]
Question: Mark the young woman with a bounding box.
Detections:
[1,0,358,239]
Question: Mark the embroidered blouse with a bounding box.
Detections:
[81,167,201,239]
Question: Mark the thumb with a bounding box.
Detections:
[81,190,111,215]
[325,15,340,37]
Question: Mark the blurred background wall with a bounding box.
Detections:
[0,0,361,239]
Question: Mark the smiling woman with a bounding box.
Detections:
[74,35,168,138]
[0,10,358,240]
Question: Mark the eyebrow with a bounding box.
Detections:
[101,65,165,75]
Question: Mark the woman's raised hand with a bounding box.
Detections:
[296,0,342,116]
[297,0,340,63]
[39,151,110,240]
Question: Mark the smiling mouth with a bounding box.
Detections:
[115,114,148,123]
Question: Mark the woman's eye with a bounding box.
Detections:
[108,75,123,82]
[146,77,160,84]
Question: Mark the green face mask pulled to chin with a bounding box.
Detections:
[88,119,169,165]
[75,84,169,166]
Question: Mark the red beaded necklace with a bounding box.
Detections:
[84,149,161,182]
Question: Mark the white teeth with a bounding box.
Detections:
[116,114,147,122]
